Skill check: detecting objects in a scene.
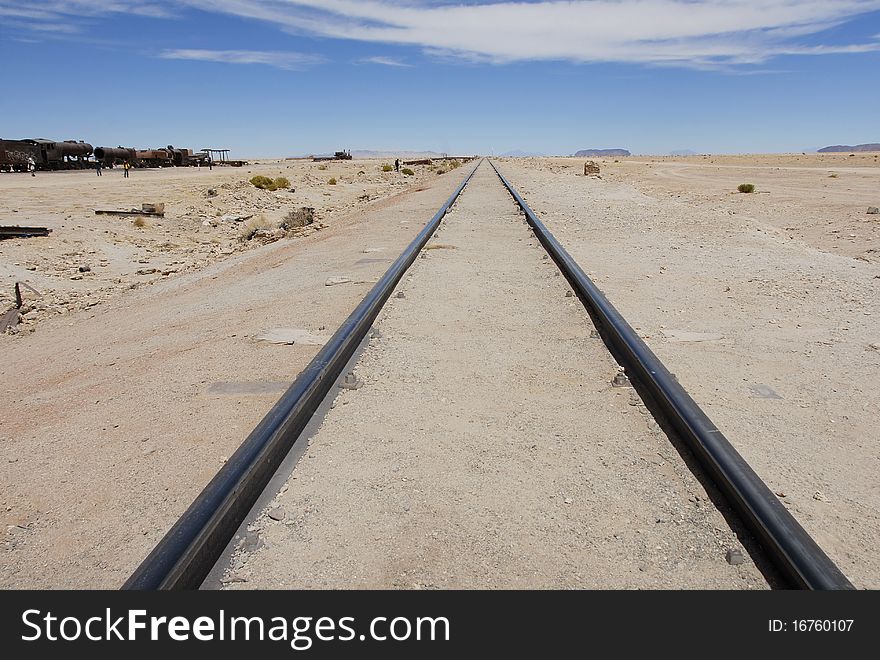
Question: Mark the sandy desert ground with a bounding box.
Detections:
[1,152,878,588]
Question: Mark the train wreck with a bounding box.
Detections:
[0,138,93,171]
[1,137,242,171]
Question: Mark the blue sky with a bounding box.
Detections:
[1,1,879,157]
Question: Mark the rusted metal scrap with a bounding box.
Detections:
[95,203,164,217]
[0,282,39,333]
[0,226,52,240]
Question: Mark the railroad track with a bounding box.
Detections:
[124,159,853,591]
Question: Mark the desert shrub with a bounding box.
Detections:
[829,173,839,178]
[250,175,290,191]
[132,216,147,228]
[318,164,328,170]
[448,159,461,170]
[737,183,755,193]
[401,168,415,176]
[250,175,273,189]
[328,177,337,185]
[382,164,393,172]
[282,207,315,229]
[435,168,446,175]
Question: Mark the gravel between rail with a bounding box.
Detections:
[220,163,767,589]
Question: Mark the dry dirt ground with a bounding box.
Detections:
[0,158,448,327]
[0,159,469,588]
[1,152,877,589]
[494,153,880,587]
[221,162,765,589]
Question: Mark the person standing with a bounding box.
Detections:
[27,156,36,176]
[96,160,103,176]
[123,161,130,178]
[394,158,400,173]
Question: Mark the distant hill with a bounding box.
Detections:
[573,148,631,157]
[817,143,880,153]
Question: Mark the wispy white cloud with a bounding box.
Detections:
[5,1,880,70]
[159,48,322,69]
[359,55,412,67]
[182,0,880,68]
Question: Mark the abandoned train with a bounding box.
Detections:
[1,138,211,172]
[0,138,93,172]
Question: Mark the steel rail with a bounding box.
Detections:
[123,160,482,590]
[488,159,854,590]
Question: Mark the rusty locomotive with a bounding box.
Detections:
[0,138,94,172]
[1,138,212,171]
[95,145,210,168]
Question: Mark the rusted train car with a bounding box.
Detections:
[95,144,210,168]
[0,138,93,171]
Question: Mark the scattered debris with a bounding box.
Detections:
[583,161,601,175]
[0,226,52,240]
[868,207,879,215]
[340,373,363,390]
[325,276,352,286]
[612,368,631,387]
[749,384,783,400]
[813,491,828,502]
[220,214,253,223]
[255,328,329,346]
[95,205,165,218]
[267,506,286,522]
[1,282,40,333]
[725,548,745,565]
[395,291,406,299]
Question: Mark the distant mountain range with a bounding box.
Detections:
[573,148,631,157]
[817,143,880,153]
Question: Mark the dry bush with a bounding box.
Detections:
[328,177,337,185]
[250,175,290,191]
[282,207,315,229]
[737,183,755,193]
[382,164,393,172]
[132,216,147,228]
[318,164,328,170]
[401,168,414,176]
